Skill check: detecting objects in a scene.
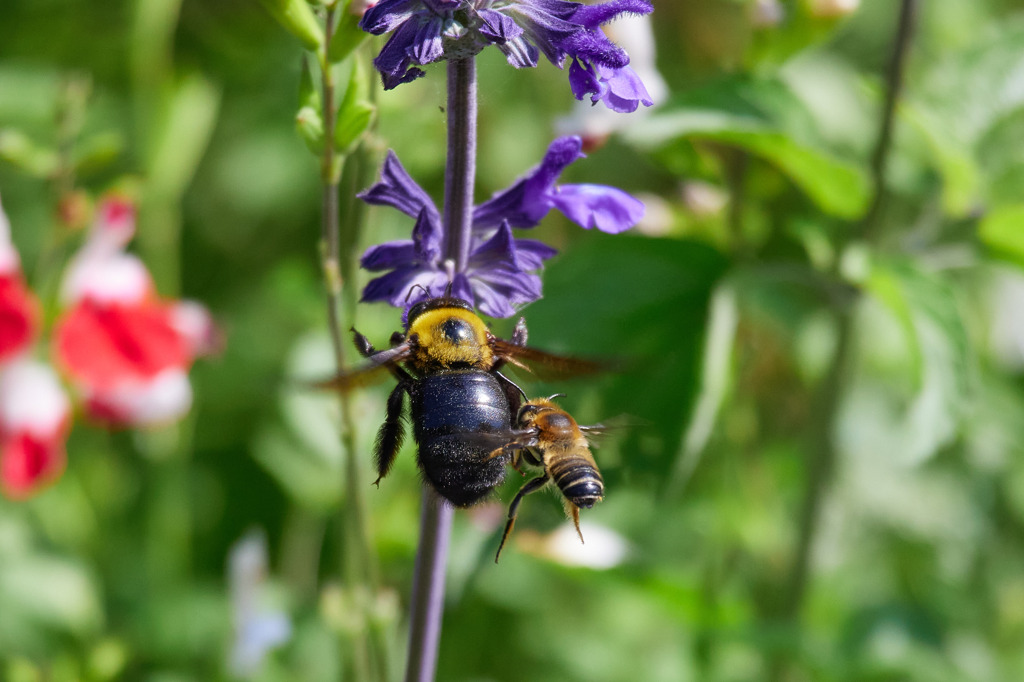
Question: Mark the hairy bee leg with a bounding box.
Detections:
[352,328,375,357]
[373,382,407,486]
[495,473,549,563]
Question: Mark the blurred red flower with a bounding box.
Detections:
[54,197,217,427]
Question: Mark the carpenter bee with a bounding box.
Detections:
[490,396,606,563]
[316,296,600,508]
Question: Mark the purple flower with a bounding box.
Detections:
[473,135,644,233]
[358,136,643,317]
[359,0,655,111]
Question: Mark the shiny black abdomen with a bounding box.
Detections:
[410,370,511,507]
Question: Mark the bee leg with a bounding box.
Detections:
[352,328,376,357]
[568,504,584,545]
[495,371,527,415]
[373,382,407,487]
[510,450,525,475]
[495,473,549,563]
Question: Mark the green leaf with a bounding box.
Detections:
[335,57,375,154]
[327,6,370,64]
[979,204,1024,267]
[903,102,981,217]
[254,0,324,52]
[626,110,870,218]
[860,259,971,465]
[296,104,325,155]
[666,280,738,497]
[520,235,728,481]
[146,71,221,201]
[72,131,125,176]
[0,129,58,177]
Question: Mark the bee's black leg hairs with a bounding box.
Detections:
[373,382,408,486]
[354,328,414,383]
[495,473,549,563]
[352,328,376,358]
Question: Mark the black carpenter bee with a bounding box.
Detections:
[489,396,606,563]
[317,296,600,507]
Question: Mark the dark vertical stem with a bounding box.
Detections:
[442,58,477,270]
[859,0,918,244]
[404,56,477,682]
[771,2,918,678]
[405,488,455,682]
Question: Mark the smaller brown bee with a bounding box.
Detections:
[491,396,606,563]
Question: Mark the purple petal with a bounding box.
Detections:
[470,266,543,317]
[449,272,475,306]
[569,59,603,102]
[469,221,521,271]
[372,22,429,89]
[411,16,445,64]
[497,36,541,68]
[363,266,449,308]
[470,279,519,318]
[478,9,524,44]
[360,0,421,34]
[473,136,585,230]
[358,151,440,224]
[594,63,653,113]
[546,183,644,233]
[513,238,559,270]
[361,240,415,270]
[412,208,441,264]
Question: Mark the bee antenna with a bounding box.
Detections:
[443,280,454,297]
[405,284,431,304]
[546,393,566,401]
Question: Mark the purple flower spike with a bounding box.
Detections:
[358,152,555,317]
[474,135,644,233]
[358,0,655,110]
[359,142,640,316]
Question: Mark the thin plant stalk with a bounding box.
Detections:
[771,1,918,678]
[405,487,455,682]
[404,55,478,682]
[319,5,386,680]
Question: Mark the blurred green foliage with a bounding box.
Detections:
[3,0,1024,680]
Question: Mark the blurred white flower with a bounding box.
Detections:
[228,529,291,677]
[810,0,860,19]
[752,0,785,29]
[988,267,1024,370]
[534,520,630,569]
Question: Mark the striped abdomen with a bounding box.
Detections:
[549,454,604,509]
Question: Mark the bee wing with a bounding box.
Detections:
[306,343,413,391]
[491,340,605,381]
[579,415,643,446]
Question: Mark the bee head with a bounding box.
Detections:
[406,297,493,370]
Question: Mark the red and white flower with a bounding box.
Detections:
[0,359,71,499]
[54,197,216,427]
[0,193,39,364]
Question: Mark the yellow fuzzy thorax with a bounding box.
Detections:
[408,307,494,370]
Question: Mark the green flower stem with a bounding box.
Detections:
[319,6,386,681]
